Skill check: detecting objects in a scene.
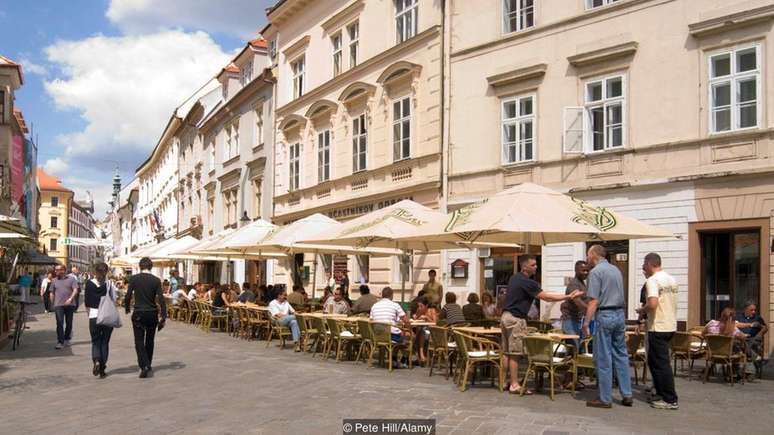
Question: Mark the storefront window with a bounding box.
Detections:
[701,231,760,323]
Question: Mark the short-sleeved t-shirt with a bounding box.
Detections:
[587,259,625,309]
[560,277,588,321]
[370,298,406,334]
[503,273,542,318]
[645,270,678,332]
[51,276,79,307]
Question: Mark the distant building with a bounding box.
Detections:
[37,168,73,266]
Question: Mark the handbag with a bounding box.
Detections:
[97,280,123,328]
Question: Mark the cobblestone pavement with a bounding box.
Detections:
[2,304,773,435]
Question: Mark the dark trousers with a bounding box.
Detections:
[647,331,678,404]
[89,318,113,365]
[54,306,76,344]
[131,310,158,369]
[42,290,51,312]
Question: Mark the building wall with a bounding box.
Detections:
[37,190,72,265]
[68,202,97,270]
[135,135,179,250]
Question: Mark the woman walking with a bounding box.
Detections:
[84,262,117,378]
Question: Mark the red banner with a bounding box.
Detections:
[11,135,24,205]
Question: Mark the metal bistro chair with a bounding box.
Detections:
[451,330,503,392]
[574,337,595,384]
[522,335,576,400]
[265,311,293,349]
[355,319,374,364]
[626,332,648,385]
[176,298,190,322]
[195,301,210,330]
[247,306,269,340]
[327,318,361,362]
[308,316,330,357]
[702,334,746,386]
[427,326,457,379]
[206,303,229,333]
[671,331,705,380]
[370,322,411,372]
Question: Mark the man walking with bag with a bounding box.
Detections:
[51,265,79,349]
[583,245,633,408]
[642,253,679,410]
[125,257,166,379]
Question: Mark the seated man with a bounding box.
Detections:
[351,285,379,315]
[286,285,306,306]
[171,284,189,305]
[238,283,257,303]
[440,292,466,325]
[736,300,769,369]
[370,287,410,344]
[187,282,200,300]
[268,289,301,351]
[323,287,351,315]
[462,293,485,322]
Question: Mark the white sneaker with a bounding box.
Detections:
[64,340,71,347]
[55,343,63,349]
[650,400,678,410]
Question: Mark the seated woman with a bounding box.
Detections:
[162,279,171,295]
[211,285,230,311]
[704,306,752,379]
[440,292,466,325]
[462,293,485,322]
[412,296,439,365]
[481,291,499,319]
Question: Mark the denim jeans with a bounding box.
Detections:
[54,305,76,344]
[276,315,300,342]
[89,318,114,366]
[593,309,632,403]
[562,318,596,351]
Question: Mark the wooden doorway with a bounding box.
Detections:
[587,240,630,314]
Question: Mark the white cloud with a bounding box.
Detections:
[42,30,233,217]
[43,157,69,176]
[106,0,273,39]
[18,58,49,76]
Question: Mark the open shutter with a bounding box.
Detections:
[563,106,585,154]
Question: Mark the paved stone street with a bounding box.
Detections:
[2,304,773,435]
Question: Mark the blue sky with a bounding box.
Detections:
[0,0,273,216]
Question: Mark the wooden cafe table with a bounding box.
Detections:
[453,326,502,337]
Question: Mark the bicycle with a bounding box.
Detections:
[9,298,37,351]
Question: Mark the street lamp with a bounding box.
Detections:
[240,211,251,226]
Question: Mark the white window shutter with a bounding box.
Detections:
[563,106,585,154]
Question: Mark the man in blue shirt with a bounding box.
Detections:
[736,300,768,374]
[583,244,633,408]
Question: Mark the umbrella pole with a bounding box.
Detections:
[400,250,407,304]
[312,252,319,300]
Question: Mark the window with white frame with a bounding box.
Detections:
[586,0,619,9]
[318,130,331,183]
[585,76,624,151]
[289,142,301,191]
[503,0,534,33]
[501,95,535,164]
[709,45,760,133]
[291,56,305,99]
[395,0,418,44]
[392,97,411,161]
[332,32,343,77]
[224,126,232,160]
[348,22,359,68]
[352,113,367,172]
[208,142,215,171]
[224,122,239,161]
[255,105,264,146]
[240,61,253,86]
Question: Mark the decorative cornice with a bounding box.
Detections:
[321,0,364,33]
[567,41,638,68]
[487,63,547,88]
[688,4,774,37]
[276,25,440,116]
[282,35,310,59]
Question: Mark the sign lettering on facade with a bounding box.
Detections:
[327,196,413,220]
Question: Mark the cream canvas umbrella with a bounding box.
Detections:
[149,236,200,260]
[201,219,277,253]
[398,183,674,246]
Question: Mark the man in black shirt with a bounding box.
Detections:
[501,255,581,395]
[125,257,166,378]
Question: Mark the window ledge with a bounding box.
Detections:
[252,143,264,154]
[222,155,240,167]
[567,41,638,68]
[487,63,547,88]
[689,4,774,38]
[502,160,538,170]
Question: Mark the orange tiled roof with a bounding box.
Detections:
[249,38,268,48]
[0,54,24,84]
[37,167,72,193]
[224,62,240,74]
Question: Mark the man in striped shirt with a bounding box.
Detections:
[369,287,410,343]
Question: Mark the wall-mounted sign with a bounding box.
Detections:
[327,196,413,220]
[450,258,469,279]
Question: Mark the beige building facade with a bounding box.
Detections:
[445,0,774,350]
[36,168,73,266]
[265,0,444,297]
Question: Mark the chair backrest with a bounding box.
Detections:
[311,316,327,334]
[326,317,341,337]
[671,331,694,352]
[428,326,450,351]
[371,322,393,345]
[296,314,308,333]
[625,332,643,355]
[580,337,593,354]
[523,336,555,364]
[357,319,373,342]
[451,330,470,356]
[705,334,734,358]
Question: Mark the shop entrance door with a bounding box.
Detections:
[700,230,760,323]
[588,241,630,314]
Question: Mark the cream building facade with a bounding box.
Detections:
[265,0,444,298]
[445,0,774,350]
[177,38,275,285]
[36,168,73,266]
